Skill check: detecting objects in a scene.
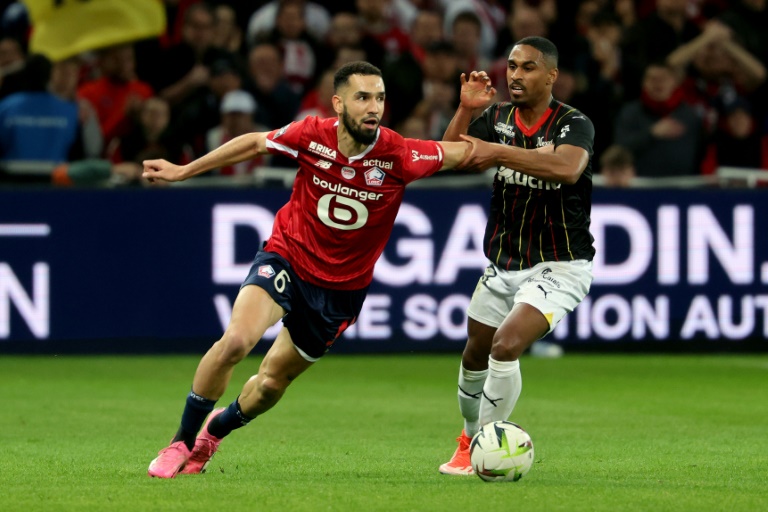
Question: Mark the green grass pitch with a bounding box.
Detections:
[1,353,766,512]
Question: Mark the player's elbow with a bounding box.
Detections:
[560,170,582,185]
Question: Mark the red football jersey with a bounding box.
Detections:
[264,116,444,290]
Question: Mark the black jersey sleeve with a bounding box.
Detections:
[467,104,501,143]
[553,110,595,156]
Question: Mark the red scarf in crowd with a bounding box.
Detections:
[640,87,685,117]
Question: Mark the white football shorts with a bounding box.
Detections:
[466,260,593,333]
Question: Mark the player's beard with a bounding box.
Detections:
[341,107,378,145]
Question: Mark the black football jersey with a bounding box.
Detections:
[468,98,596,270]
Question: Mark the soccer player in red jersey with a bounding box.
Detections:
[438,37,596,476]
[144,61,473,478]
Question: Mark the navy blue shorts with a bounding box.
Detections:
[241,250,368,361]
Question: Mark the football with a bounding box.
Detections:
[470,421,534,482]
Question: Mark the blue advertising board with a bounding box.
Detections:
[0,187,765,353]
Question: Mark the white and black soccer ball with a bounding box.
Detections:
[470,421,534,482]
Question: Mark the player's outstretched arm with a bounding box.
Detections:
[142,132,270,182]
[442,71,496,142]
[437,140,473,171]
[460,135,589,184]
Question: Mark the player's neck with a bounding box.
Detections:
[516,96,553,129]
[337,128,370,158]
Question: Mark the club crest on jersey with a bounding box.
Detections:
[258,265,275,278]
[315,159,332,169]
[494,122,514,138]
[309,141,337,159]
[341,166,355,179]
[364,167,385,186]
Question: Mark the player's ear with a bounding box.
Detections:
[332,95,343,115]
[547,68,558,86]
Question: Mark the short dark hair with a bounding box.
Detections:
[333,61,382,92]
[514,36,559,68]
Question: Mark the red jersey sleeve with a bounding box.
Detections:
[265,117,311,158]
[400,138,444,184]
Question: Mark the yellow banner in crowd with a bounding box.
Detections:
[23,0,166,61]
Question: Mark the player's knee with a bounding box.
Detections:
[216,330,257,363]
[490,333,525,361]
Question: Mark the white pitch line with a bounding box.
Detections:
[0,224,51,236]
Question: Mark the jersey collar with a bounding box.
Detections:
[514,97,555,138]
[333,119,381,162]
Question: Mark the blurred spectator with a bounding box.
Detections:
[614,61,704,177]
[295,68,335,119]
[174,55,246,156]
[0,36,23,74]
[1,1,29,43]
[384,40,460,131]
[246,42,301,129]
[247,0,331,44]
[325,11,384,68]
[569,10,625,159]
[700,97,768,173]
[669,20,766,132]
[332,45,370,70]
[0,55,79,178]
[256,0,325,97]
[355,0,411,64]
[77,44,153,147]
[397,114,428,139]
[206,89,265,175]
[494,2,548,58]
[449,11,490,73]
[153,3,234,108]
[109,96,190,166]
[621,0,701,100]
[49,57,102,159]
[159,0,204,49]
[717,0,768,68]
[614,0,638,28]
[513,0,557,26]
[440,0,506,59]
[413,79,457,140]
[488,2,549,104]
[0,35,26,98]
[212,4,244,54]
[598,144,636,187]
[409,9,443,60]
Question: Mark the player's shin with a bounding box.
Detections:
[206,397,253,439]
[174,389,217,450]
[457,365,488,437]
[478,357,522,427]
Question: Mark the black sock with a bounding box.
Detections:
[207,398,253,439]
[172,390,216,450]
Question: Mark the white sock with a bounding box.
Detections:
[479,357,522,427]
[457,365,488,437]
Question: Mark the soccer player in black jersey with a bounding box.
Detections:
[439,36,596,475]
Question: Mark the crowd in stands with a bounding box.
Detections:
[0,0,766,187]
